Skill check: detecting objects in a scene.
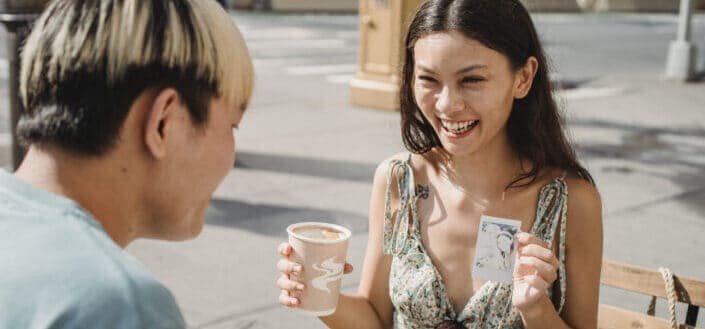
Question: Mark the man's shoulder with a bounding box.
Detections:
[0,240,184,329]
[75,263,184,327]
[0,211,185,328]
[44,239,185,328]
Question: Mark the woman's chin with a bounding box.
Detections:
[440,142,480,158]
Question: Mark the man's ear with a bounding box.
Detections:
[144,88,180,159]
[513,56,538,100]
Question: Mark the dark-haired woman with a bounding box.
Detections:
[277,0,602,327]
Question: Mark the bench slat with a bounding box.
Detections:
[598,305,697,329]
[601,261,705,307]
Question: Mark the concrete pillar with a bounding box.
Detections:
[1,13,43,170]
[350,0,422,111]
[1,2,48,169]
[665,0,697,81]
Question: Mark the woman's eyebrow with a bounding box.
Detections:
[456,64,487,74]
[417,65,437,74]
[415,64,488,74]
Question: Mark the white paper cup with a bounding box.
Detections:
[286,222,351,316]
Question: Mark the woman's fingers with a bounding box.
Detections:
[517,256,557,284]
[276,274,305,291]
[521,274,550,291]
[519,244,560,269]
[288,289,303,298]
[516,232,548,249]
[279,290,300,307]
[277,242,293,257]
[516,243,559,285]
[278,243,353,274]
[277,271,303,307]
[277,258,303,275]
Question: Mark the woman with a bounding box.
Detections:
[277,0,602,327]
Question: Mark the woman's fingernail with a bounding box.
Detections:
[297,283,305,290]
[293,265,302,272]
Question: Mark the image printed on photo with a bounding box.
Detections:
[471,215,521,284]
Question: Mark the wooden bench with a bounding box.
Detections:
[598,261,705,329]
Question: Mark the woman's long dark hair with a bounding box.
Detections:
[400,0,594,187]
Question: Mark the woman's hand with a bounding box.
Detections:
[511,232,560,312]
[276,242,354,308]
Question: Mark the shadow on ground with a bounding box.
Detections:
[205,198,368,237]
[569,118,705,217]
[235,151,376,183]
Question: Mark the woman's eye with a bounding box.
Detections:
[417,76,437,83]
[461,77,485,84]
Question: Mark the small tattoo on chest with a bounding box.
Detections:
[416,184,430,199]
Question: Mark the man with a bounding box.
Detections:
[0,0,253,327]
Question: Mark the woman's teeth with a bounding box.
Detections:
[441,120,479,134]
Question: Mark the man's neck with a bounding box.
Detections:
[14,146,143,248]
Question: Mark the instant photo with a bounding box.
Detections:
[472,215,521,284]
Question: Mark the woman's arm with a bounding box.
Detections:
[520,177,603,329]
[320,159,398,329]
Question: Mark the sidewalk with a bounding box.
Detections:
[2,11,704,328]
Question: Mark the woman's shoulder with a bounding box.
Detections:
[536,167,600,203]
[372,151,435,200]
[376,152,410,170]
[563,172,603,242]
[374,151,434,177]
[533,167,601,218]
[563,173,601,212]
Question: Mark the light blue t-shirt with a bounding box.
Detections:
[0,170,185,329]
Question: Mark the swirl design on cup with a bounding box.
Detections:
[311,257,344,293]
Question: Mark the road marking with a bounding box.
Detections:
[557,86,625,101]
[326,74,354,84]
[253,57,315,66]
[0,133,10,145]
[335,30,359,38]
[285,64,356,76]
[242,27,320,40]
[246,38,347,50]
[0,59,8,79]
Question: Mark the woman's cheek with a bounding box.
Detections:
[415,88,437,112]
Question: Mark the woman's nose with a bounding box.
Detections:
[435,86,465,114]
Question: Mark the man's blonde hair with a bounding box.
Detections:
[19,0,254,154]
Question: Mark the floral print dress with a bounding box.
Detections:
[383,155,568,329]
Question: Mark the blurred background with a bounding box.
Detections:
[2,0,704,328]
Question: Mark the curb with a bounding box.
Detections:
[590,0,705,12]
[521,0,582,12]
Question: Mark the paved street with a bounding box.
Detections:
[2,10,705,328]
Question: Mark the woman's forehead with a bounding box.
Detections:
[415,32,485,53]
[413,32,503,70]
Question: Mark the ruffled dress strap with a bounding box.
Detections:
[382,154,421,256]
[530,171,569,313]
